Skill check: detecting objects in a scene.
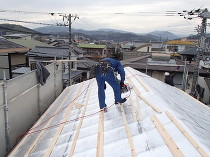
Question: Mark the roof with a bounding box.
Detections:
[8,39,53,49]
[78,44,106,49]
[8,67,210,157]
[121,55,208,75]
[179,47,197,55]
[0,38,29,53]
[27,46,84,58]
[12,67,31,74]
[165,40,196,45]
[77,57,97,69]
[3,34,31,38]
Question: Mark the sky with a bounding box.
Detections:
[0,0,210,36]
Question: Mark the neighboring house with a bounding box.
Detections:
[27,46,92,86]
[77,57,97,81]
[8,38,53,49]
[0,37,29,79]
[121,53,209,94]
[165,40,196,54]
[3,34,32,40]
[178,47,197,62]
[12,67,31,78]
[77,44,107,61]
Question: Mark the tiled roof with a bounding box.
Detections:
[27,46,84,58]
[77,57,97,69]
[122,55,208,75]
[179,47,197,55]
[12,67,31,74]
[8,39,53,49]
[8,67,210,157]
[0,38,26,49]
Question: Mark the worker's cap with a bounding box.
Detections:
[164,72,170,76]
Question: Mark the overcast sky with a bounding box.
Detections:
[0,0,210,35]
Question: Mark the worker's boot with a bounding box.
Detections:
[115,98,127,104]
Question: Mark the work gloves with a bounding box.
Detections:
[120,82,126,89]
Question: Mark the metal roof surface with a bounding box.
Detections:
[8,67,210,157]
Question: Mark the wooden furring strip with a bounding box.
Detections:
[126,68,149,92]
[96,111,104,157]
[127,77,162,114]
[68,84,93,157]
[166,111,209,157]
[129,96,137,122]
[121,104,137,157]
[44,82,84,157]
[136,95,143,121]
[22,82,85,157]
[7,87,72,157]
[150,115,184,157]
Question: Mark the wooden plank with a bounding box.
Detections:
[127,77,162,114]
[121,104,137,157]
[166,111,209,157]
[150,115,184,157]
[68,85,93,157]
[126,68,149,92]
[44,82,84,157]
[136,95,143,121]
[23,83,85,157]
[129,97,137,122]
[96,111,104,157]
[7,87,73,157]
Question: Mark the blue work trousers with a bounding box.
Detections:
[96,74,122,109]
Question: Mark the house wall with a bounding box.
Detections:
[198,77,210,104]
[0,53,10,79]
[10,53,26,65]
[0,63,63,157]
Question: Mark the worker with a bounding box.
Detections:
[96,58,127,112]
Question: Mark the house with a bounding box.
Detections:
[0,37,29,79]
[121,53,210,104]
[178,47,197,63]
[7,67,210,157]
[165,40,196,55]
[27,46,96,86]
[77,44,107,61]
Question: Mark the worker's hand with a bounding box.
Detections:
[120,82,126,88]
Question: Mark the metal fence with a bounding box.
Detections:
[0,62,63,157]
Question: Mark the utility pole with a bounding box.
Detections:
[57,14,79,86]
[190,9,210,98]
[178,8,210,98]
[68,14,72,86]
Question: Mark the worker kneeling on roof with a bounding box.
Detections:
[95,57,127,111]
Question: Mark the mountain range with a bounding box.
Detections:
[34,26,182,42]
[0,24,185,42]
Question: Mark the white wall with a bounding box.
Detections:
[0,63,63,157]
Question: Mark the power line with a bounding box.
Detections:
[0,18,57,26]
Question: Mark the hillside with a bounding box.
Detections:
[34,26,161,42]
[0,24,39,35]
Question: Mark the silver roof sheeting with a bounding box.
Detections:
[8,67,210,157]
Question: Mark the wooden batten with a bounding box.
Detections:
[151,115,184,157]
[166,111,209,157]
[121,104,137,157]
